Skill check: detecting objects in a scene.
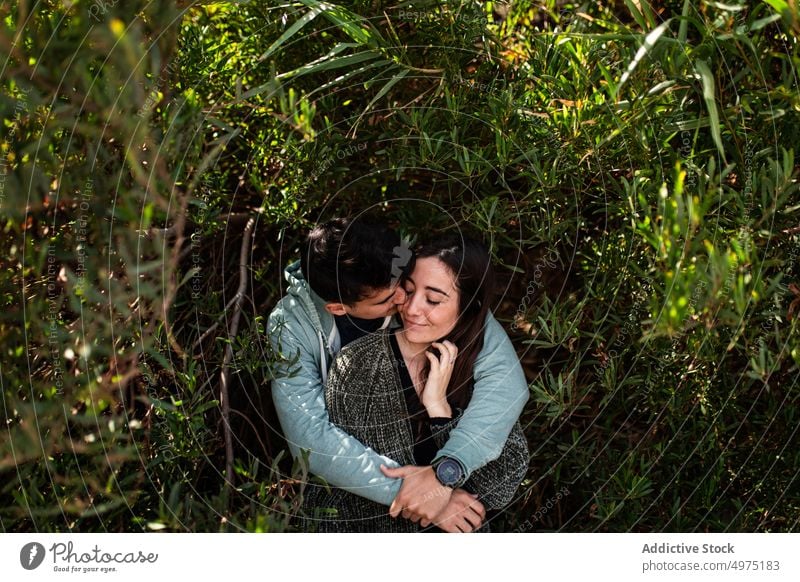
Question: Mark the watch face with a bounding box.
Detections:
[436,459,463,486]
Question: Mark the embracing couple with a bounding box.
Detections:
[268,218,529,532]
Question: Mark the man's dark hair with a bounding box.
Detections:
[301,218,410,305]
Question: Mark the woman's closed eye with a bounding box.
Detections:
[406,288,440,305]
[403,283,441,306]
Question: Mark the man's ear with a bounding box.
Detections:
[324,302,348,316]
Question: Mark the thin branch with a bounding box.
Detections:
[152,211,258,239]
[177,241,194,263]
[219,216,256,491]
[161,194,189,361]
[153,225,180,238]
[382,82,439,123]
[193,293,240,349]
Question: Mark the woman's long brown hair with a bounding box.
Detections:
[414,234,495,411]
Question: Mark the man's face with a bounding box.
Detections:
[327,282,407,320]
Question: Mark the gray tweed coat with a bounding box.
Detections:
[300,330,529,532]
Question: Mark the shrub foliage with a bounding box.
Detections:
[1,0,798,531]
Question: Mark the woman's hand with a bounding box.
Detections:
[428,489,485,533]
[420,340,457,418]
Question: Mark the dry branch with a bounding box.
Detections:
[219,216,256,490]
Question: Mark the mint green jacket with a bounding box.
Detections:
[268,261,528,506]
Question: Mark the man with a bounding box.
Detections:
[268,218,528,531]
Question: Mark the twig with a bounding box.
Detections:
[177,241,194,263]
[153,225,180,238]
[193,293,239,349]
[219,216,256,491]
[152,212,258,238]
[161,194,189,361]
[382,82,439,123]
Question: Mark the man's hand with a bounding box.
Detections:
[381,465,451,522]
[428,489,486,533]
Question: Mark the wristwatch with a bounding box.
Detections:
[432,456,466,488]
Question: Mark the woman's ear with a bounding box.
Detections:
[324,302,348,316]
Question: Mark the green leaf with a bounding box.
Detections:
[614,19,673,100]
[307,59,395,98]
[298,0,386,48]
[678,0,691,44]
[694,59,727,164]
[745,13,783,32]
[278,50,386,81]
[257,3,325,63]
[623,0,648,30]
[351,67,408,133]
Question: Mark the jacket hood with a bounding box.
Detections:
[284,260,336,351]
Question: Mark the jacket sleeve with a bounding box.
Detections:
[434,312,529,477]
[267,306,401,506]
[431,414,529,509]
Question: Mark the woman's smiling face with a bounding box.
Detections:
[399,256,460,344]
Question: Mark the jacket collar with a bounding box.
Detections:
[284,260,337,354]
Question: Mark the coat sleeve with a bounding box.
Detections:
[434,312,529,477]
[267,305,402,506]
[430,413,529,509]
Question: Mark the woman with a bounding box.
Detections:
[302,234,528,532]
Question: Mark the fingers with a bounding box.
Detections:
[384,464,415,518]
[425,350,439,372]
[431,341,458,366]
[442,340,458,362]
[452,508,481,533]
[462,507,483,530]
[451,517,472,533]
[447,491,485,527]
[462,501,484,522]
[453,489,484,513]
[430,342,446,364]
[433,507,479,533]
[402,508,421,523]
[471,499,486,520]
[380,464,409,478]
